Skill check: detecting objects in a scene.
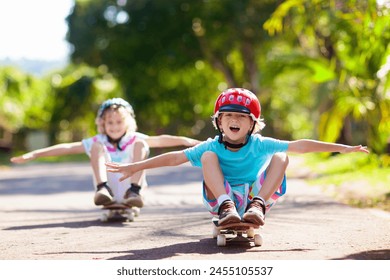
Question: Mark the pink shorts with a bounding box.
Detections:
[203,171,287,217]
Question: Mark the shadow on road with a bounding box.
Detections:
[107,241,314,259]
[2,217,104,230]
[332,249,390,260]
[36,241,314,260]
[109,243,317,260]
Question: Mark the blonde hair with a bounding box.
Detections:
[253,118,266,133]
[95,99,137,134]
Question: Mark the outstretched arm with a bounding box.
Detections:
[145,134,201,148]
[10,142,85,164]
[287,139,369,154]
[106,150,189,181]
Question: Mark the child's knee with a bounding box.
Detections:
[134,140,147,150]
[201,151,218,165]
[134,140,149,159]
[271,152,289,169]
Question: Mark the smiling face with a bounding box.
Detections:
[218,112,254,145]
[102,108,129,140]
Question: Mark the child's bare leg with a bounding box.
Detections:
[201,151,241,225]
[201,151,227,200]
[243,153,289,225]
[130,140,148,185]
[258,152,289,201]
[123,140,149,208]
[90,142,114,205]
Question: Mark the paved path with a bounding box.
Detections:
[0,158,389,260]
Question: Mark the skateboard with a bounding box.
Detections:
[100,203,140,222]
[212,217,263,247]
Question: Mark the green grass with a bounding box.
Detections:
[300,153,390,211]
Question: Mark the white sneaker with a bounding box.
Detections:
[94,184,114,206]
[123,189,144,208]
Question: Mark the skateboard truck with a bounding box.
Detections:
[100,203,140,222]
[212,217,263,247]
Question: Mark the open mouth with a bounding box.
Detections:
[229,126,240,132]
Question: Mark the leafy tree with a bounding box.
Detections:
[0,63,125,151]
[264,0,390,153]
[66,0,281,136]
[48,64,125,143]
[66,0,390,153]
[0,66,52,132]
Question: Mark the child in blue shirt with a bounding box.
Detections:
[106,89,369,226]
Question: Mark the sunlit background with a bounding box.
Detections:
[0,1,389,212]
[0,0,73,61]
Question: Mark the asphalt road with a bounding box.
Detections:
[0,158,389,260]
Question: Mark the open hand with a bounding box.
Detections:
[340,145,369,154]
[10,153,35,164]
[105,162,135,182]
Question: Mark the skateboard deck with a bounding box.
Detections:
[100,203,140,222]
[212,217,263,247]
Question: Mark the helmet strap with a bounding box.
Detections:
[107,132,127,151]
[222,139,246,149]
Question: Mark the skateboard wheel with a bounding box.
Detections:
[127,212,134,222]
[247,228,255,238]
[100,213,109,222]
[133,208,140,217]
[254,234,263,246]
[212,227,220,239]
[217,234,226,246]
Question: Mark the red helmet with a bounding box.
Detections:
[214,88,261,121]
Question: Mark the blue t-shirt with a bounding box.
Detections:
[184,134,289,186]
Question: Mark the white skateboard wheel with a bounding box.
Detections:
[217,234,226,246]
[100,213,109,222]
[127,212,134,222]
[254,234,263,246]
[133,208,140,217]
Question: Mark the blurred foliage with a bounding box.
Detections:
[0,67,52,132]
[66,0,281,136]
[47,63,125,143]
[264,0,390,153]
[1,0,390,155]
